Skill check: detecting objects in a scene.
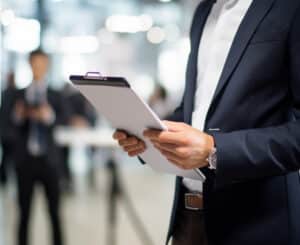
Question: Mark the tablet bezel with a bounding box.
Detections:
[70,75,130,88]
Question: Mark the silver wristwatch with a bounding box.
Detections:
[207,147,217,170]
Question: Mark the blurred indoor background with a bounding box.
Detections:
[0,0,199,245]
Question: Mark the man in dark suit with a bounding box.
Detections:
[12,50,65,245]
[113,0,300,244]
[0,72,18,186]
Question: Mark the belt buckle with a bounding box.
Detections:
[185,193,203,211]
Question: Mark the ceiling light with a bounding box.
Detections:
[4,17,40,52]
[147,27,166,44]
[105,14,153,34]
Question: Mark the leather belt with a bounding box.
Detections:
[184,193,204,211]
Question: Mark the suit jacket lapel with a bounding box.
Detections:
[184,0,214,124]
[205,0,276,125]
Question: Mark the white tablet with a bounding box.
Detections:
[70,72,206,181]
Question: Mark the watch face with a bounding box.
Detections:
[208,147,217,170]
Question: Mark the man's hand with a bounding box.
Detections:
[28,103,55,124]
[143,121,215,170]
[113,131,146,157]
[27,107,40,121]
[14,100,27,120]
[70,116,89,128]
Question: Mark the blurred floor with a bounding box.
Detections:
[0,163,174,245]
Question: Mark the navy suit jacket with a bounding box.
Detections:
[12,88,68,170]
[166,0,300,244]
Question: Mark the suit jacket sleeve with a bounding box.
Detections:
[48,90,69,128]
[213,8,300,187]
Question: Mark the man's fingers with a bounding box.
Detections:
[144,130,188,145]
[158,149,188,170]
[128,149,145,157]
[113,131,128,140]
[153,142,190,159]
[167,158,187,170]
[113,131,146,157]
[143,129,161,139]
[158,148,187,164]
[124,142,146,152]
[119,137,140,147]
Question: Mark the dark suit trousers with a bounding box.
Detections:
[172,209,208,245]
[16,155,63,245]
[0,142,13,184]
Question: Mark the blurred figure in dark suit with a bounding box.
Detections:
[11,50,66,245]
[148,83,170,120]
[0,72,18,187]
[61,83,97,191]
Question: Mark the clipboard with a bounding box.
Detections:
[70,72,206,181]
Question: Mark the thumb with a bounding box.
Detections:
[162,120,185,132]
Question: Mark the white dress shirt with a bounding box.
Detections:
[183,0,253,192]
[26,82,48,156]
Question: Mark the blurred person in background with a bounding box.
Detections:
[61,83,97,192]
[11,49,66,245]
[113,1,300,245]
[0,72,18,187]
[148,83,170,120]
